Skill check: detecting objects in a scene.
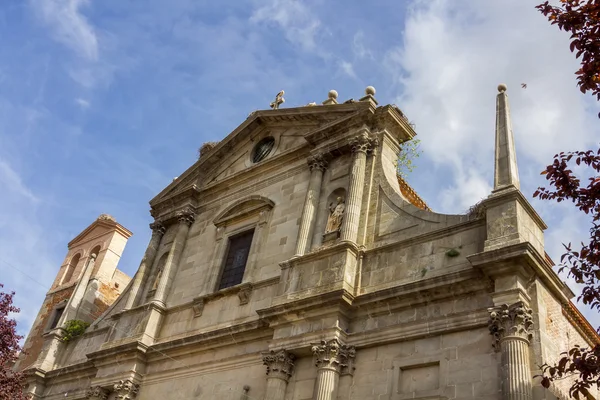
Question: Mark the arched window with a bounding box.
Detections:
[90,245,101,258]
[63,253,80,283]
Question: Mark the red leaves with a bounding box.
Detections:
[537,0,600,110]
[535,148,600,397]
[0,284,27,400]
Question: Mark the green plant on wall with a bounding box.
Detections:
[396,138,422,179]
[61,319,90,343]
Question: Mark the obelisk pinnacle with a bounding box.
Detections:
[493,83,520,192]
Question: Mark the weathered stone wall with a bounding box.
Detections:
[532,281,599,399]
[17,286,74,370]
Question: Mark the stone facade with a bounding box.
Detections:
[17,86,600,400]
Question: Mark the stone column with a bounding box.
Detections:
[340,132,377,243]
[86,386,109,399]
[113,379,140,400]
[125,221,166,309]
[262,349,295,400]
[59,253,97,324]
[488,302,534,400]
[295,154,327,256]
[153,208,195,306]
[311,339,355,400]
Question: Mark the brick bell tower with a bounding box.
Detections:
[14,214,133,371]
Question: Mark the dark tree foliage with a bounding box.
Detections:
[0,284,27,399]
[537,0,600,117]
[535,1,600,397]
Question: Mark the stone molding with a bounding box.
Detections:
[262,349,296,382]
[488,301,534,350]
[85,386,109,400]
[307,154,328,172]
[113,379,140,400]
[350,132,378,154]
[176,208,196,226]
[311,338,355,375]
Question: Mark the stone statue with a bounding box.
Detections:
[152,268,163,291]
[270,90,285,110]
[325,197,345,233]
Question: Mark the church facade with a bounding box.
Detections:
[18,86,599,400]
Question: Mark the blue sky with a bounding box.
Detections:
[1,0,599,339]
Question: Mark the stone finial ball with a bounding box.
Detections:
[498,83,507,93]
[328,89,338,99]
[365,86,376,96]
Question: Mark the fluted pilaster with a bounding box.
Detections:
[488,302,534,400]
[311,339,355,400]
[340,132,377,243]
[295,155,327,256]
[125,221,165,309]
[262,350,295,400]
[153,208,195,306]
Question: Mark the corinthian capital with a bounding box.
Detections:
[311,338,355,374]
[262,349,295,382]
[350,132,378,154]
[86,386,109,400]
[176,208,196,226]
[488,301,534,350]
[149,220,166,236]
[307,154,328,172]
[113,379,139,400]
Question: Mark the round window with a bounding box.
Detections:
[252,137,275,163]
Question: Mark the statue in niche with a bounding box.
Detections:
[325,197,345,233]
[152,268,163,291]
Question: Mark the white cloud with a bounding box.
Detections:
[0,159,39,203]
[339,60,356,79]
[388,0,598,213]
[251,0,321,51]
[33,0,98,61]
[75,97,90,108]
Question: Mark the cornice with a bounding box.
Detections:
[562,301,600,347]
[258,289,355,324]
[371,218,485,253]
[149,320,270,356]
[44,360,95,380]
[354,268,490,309]
[468,241,573,303]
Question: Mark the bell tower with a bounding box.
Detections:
[15,214,133,371]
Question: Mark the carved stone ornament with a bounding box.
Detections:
[262,349,296,382]
[192,298,205,318]
[488,301,534,351]
[176,208,196,226]
[85,386,109,400]
[307,154,328,172]
[270,90,285,110]
[97,213,116,222]
[113,379,140,400]
[311,338,356,375]
[149,221,166,236]
[350,132,378,154]
[237,285,252,305]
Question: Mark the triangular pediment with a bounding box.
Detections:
[68,216,133,248]
[150,103,371,208]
